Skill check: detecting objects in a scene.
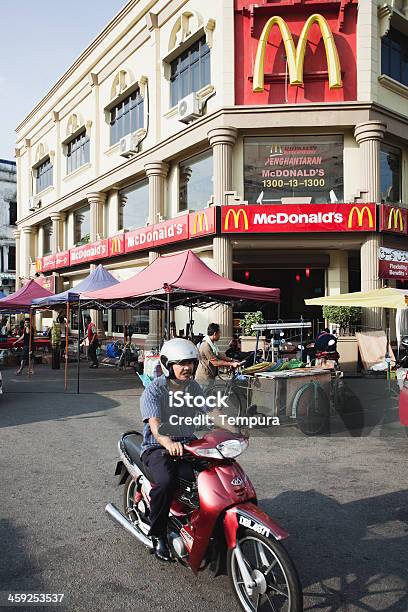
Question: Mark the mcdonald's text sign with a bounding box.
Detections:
[234,1,357,105]
[380,204,408,235]
[222,203,376,234]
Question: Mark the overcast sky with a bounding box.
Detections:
[0,0,127,160]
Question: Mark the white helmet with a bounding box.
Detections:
[160,338,199,378]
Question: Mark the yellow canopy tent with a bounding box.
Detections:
[305,287,408,379]
[305,287,408,309]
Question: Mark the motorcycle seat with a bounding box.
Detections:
[122,434,156,483]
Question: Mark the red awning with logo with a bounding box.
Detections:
[0,279,53,311]
[82,250,280,306]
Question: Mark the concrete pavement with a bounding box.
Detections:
[0,364,407,611]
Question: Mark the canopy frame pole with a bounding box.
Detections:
[76,302,81,394]
[28,310,33,377]
[166,292,171,341]
[254,330,260,365]
[64,301,70,391]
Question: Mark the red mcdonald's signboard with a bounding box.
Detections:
[222,204,376,234]
[125,216,189,254]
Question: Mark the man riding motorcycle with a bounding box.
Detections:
[140,338,207,562]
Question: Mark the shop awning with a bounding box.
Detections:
[0,279,53,311]
[82,250,280,307]
[305,287,408,310]
[32,264,119,307]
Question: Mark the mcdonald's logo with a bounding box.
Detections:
[348,206,374,229]
[110,236,123,255]
[253,14,342,93]
[35,259,42,272]
[224,208,249,231]
[387,207,404,232]
[192,211,209,235]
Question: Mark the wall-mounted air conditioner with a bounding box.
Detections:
[119,133,140,158]
[177,92,202,124]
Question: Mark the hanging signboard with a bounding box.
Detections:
[379,204,408,235]
[379,247,408,281]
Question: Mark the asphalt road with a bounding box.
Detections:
[0,365,407,612]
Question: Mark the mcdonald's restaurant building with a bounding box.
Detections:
[15,0,408,346]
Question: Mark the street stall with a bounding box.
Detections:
[80,250,280,388]
[305,287,408,432]
[0,280,54,371]
[32,264,119,390]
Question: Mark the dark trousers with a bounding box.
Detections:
[88,343,98,366]
[142,448,194,537]
[52,346,61,369]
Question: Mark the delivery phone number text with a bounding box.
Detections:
[262,178,325,188]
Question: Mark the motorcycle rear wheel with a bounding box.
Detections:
[123,475,152,540]
[227,529,303,612]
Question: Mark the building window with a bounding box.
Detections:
[74,206,90,245]
[179,150,213,212]
[43,222,53,255]
[381,144,401,203]
[9,202,17,226]
[381,27,408,87]
[119,180,149,231]
[66,130,90,174]
[8,246,16,271]
[170,36,210,107]
[35,157,53,193]
[110,88,144,145]
[244,136,344,204]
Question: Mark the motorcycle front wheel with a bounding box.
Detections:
[227,529,303,612]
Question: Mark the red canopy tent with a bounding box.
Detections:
[0,279,53,311]
[81,250,280,339]
[82,250,280,306]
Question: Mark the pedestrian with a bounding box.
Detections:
[195,323,241,392]
[14,318,35,375]
[51,314,65,369]
[85,314,99,368]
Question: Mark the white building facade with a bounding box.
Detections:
[14,0,408,345]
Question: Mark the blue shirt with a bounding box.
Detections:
[140,375,207,453]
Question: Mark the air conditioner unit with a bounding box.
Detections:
[119,133,140,158]
[28,197,41,212]
[177,93,202,123]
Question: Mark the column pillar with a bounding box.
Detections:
[144,161,169,348]
[354,121,386,329]
[327,251,349,295]
[108,189,120,235]
[50,212,65,253]
[37,226,44,258]
[21,227,33,281]
[208,127,238,348]
[86,192,106,241]
[13,230,21,289]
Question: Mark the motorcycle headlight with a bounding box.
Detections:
[216,439,248,459]
[194,447,223,459]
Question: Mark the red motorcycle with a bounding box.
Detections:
[106,429,303,611]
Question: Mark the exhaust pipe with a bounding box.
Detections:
[105,503,153,549]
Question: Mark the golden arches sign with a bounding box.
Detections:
[192,212,209,234]
[347,206,374,229]
[253,13,342,93]
[387,208,404,232]
[224,208,249,231]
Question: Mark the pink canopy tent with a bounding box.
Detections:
[82,250,280,306]
[0,279,53,312]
